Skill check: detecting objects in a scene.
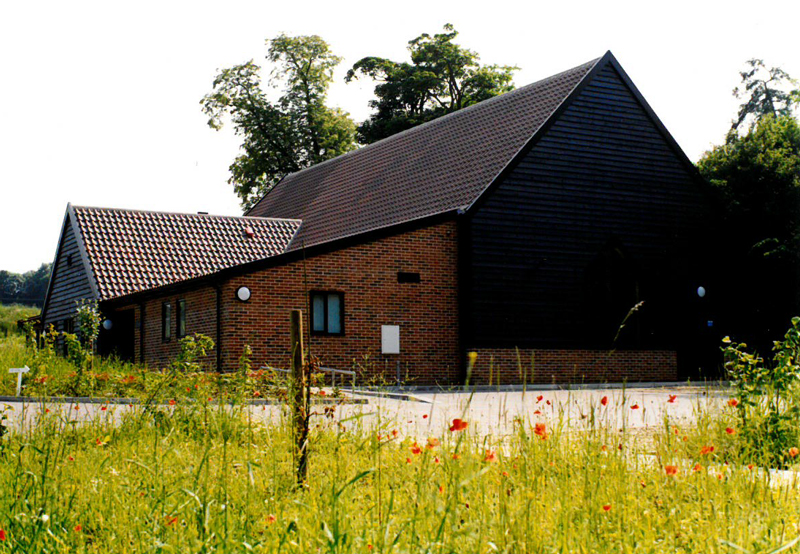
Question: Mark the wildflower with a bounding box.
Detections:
[267,515,277,524]
[789,447,800,458]
[601,445,607,452]
[434,457,440,464]
[747,464,755,471]
[484,450,498,463]
[410,443,422,455]
[546,400,551,406]
[426,437,440,449]
[0,529,6,541]
[422,414,428,419]
[169,399,176,406]
[536,395,543,403]
[438,485,444,494]
[501,471,509,477]
[602,504,611,512]
[74,405,80,411]
[533,410,541,415]
[668,395,677,403]
[534,423,548,440]
[367,545,374,551]
[101,405,107,411]
[449,418,468,432]
[121,375,136,384]
[186,387,191,393]
[74,525,82,532]
[451,454,460,460]
[700,445,715,456]
[68,456,74,462]
[166,516,178,526]
[725,427,735,435]
[406,457,412,464]
[727,398,739,408]
[692,463,703,472]
[631,404,640,410]
[45,409,50,414]
[600,396,608,406]
[318,390,327,396]
[665,465,678,476]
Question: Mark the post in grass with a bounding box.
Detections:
[290,310,309,486]
[9,365,30,396]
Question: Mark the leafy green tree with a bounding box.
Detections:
[732,59,799,132]
[202,35,357,209]
[346,24,518,144]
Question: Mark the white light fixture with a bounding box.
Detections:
[697,286,706,298]
[102,319,113,330]
[236,286,251,302]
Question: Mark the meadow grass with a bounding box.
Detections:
[1,394,799,553]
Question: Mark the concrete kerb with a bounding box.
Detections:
[0,395,367,406]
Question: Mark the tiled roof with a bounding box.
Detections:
[70,206,301,300]
[247,56,601,249]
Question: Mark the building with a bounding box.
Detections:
[41,52,710,385]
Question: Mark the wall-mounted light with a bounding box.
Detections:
[102,319,113,330]
[697,286,706,298]
[236,286,251,302]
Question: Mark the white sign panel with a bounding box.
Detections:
[381,325,400,355]
[9,365,30,396]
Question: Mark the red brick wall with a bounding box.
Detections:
[219,221,461,385]
[467,348,677,385]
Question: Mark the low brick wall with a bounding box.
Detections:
[467,348,677,385]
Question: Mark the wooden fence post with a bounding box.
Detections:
[290,309,308,485]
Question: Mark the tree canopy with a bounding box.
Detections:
[345,24,518,144]
[731,59,799,132]
[202,35,357,209]
[0,263,51,306]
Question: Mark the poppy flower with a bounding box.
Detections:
[392,429,399,438]
[533,410,541,415]
[422,414,428,419]
[451,454,460,460]
[727,398,739,408]
[546,400,551,406]
[0,529,6,541]
[725,427,735,435]
[426,437,440,449]
[700,445,715,456]
[631,404,640,410]
[692,463,703,472]
[484,450,498,463]
[601,445,607,452]
[602,504,611,512]
[449,418,468,432]
[74,405,80,411]
[169,399,176,406]
[665,465,678,476]
[267,515,277,524]
[410,443,422,455]
[536,395,543,403]
[101,406,107,411]
[367,545,374,551]
[433,457,440,464]
[45,409,50,414]
[74,525,82,532]
[534,423,548,440]
[68,456,74,461]
[318,390,327,396]
[438,485,444,494]
[668,395,677,403]
[789,447,799,458]
[166,516,178,526]
[406,457,412,464]
[501,471,509,477]
[600,396,608,406]
[747,464,755,470]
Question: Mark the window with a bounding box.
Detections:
[177,299,186,338]
[162,302,172,341]
[310,292,344,335]
[63,318,74,334]
[397,271,421,284]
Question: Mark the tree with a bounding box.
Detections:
[731,59,799,132]
[202,35,357,209]
[346,24,518,144]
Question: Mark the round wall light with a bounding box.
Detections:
[236,286,251,302]
[697,286,706,298]
[102,319,113,330]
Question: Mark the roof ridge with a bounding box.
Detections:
[72,204,302,224]
[247,54,603,214]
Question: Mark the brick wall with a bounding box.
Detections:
[219,221,461,385]
[467,348,677,385]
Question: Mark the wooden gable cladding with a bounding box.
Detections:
[465,61,708,353]
[41,212,97,330]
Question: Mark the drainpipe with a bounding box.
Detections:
[213,281,223,372]
[139,302,146,365]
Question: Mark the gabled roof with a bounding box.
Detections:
[67,205,301,300]
[246,54,603,248]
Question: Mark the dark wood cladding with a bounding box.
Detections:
[466,64,708,351]
[42,216,95,330]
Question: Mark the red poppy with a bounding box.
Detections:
[74,525,82,532]
[452,454,460,460]
[166,516,178,526]
[406,457,412,464]
[426,437,440,449]
[700,445,715,456]
[665,465,678,476]
[533,410,541,415]
[434,457,440,464]
[367,545,374,551]
[267,514,277,524]
[74,405,80,411]
[601,445,607,451]
[169,399,176,406]
[546,400,551,406]
[422,414,428,419]
[534,423,548,440]
[410,443,422,455]
[449,418,468,432]
[484,450,498,462]
[95,438,103,446]
[68,456,74,461]
[600,396,608,406]
[0,529,6,541]
[45,409,50,414]
[725,427,735,435]
[501,470,509,477]
[789,447,799,458]
[631,404,640,410]
[668,395,677,403]
[727,398,739,408]
[318,390,327,396]
[692,463,703,472]
[747,464,755,470]
[536,395,543,403]
[602,504,611,512]
[101,406,107,411]
[438,485,444,494]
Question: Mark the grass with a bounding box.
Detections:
[0,304,38,337]
[1,391,800,553]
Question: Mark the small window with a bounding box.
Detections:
[397,271,421,284]
[63,318,74,334]
[310,292,344,335]
[162,302,172,342]
[177,299,186,338]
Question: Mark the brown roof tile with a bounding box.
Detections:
[71,206,301,300]
[247,56,600,248]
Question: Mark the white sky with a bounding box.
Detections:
[1,0,798,273]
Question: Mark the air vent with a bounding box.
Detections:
[244,226,255,238]
[397,271,420,284]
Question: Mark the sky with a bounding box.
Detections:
[1,0,798,273]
